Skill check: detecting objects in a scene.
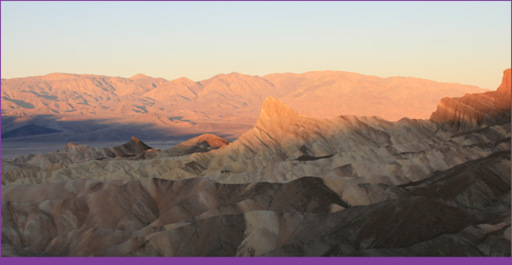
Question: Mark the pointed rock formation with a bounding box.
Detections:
[254,96,300,137]
[228,96,320,163]
[497,68,511,99]
[430,68,511,130]
[1,70,510,257]
[119,136,153,154]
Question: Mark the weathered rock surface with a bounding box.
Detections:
[164,133,230,157]
[1,177,347,256]
[430,69,511,130]
[1,69,510,256]
[5,136,154,169]
[2,163,509,257]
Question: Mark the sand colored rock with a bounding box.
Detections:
[2,162,509,256]
[2,93,509,189]
[1,69,510,257]
[6,136,154,169]
[2,177,348,256]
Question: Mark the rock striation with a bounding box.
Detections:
[1,69,510,257]
[430,69,511,130]
[1,159,509,256]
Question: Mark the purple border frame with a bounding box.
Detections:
[2,257,512,264]
[0,257,512,265]
[0,1,511,265]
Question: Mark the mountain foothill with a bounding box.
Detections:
[1,70,486,141]
[1,69,510,257]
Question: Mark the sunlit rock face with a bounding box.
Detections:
[1,69,510,257]
[430,69,511,130]
[1,70,486,141]
[164,133,231,157]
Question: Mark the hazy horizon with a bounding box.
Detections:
[2,64,511,259]
[1,69,505,89]
[1,1,510,89]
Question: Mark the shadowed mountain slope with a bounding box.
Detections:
[2,71,486,141]
[1,69,510,257]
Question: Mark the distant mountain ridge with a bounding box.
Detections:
[1,70,487,141]
[1,69,509,257]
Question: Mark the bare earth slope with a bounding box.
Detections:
[265,70,486,120]
[1,71,485,140]
[1,69,510,257]
[5,136,156,168]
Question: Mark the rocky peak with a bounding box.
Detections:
[228,96,305,160]
[122,136,152,153]
[497,68,511,99]
[430,69,511,130]
[255,96,299,130]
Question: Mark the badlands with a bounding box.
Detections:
[1,69,510,256]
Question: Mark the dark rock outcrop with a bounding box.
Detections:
[164,133,230,157]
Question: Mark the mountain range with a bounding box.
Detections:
[1,69,510,257]
[1,70,486,141]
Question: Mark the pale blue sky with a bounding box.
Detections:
[1,1,510,89]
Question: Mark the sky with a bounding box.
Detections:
[1,1,510,89]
